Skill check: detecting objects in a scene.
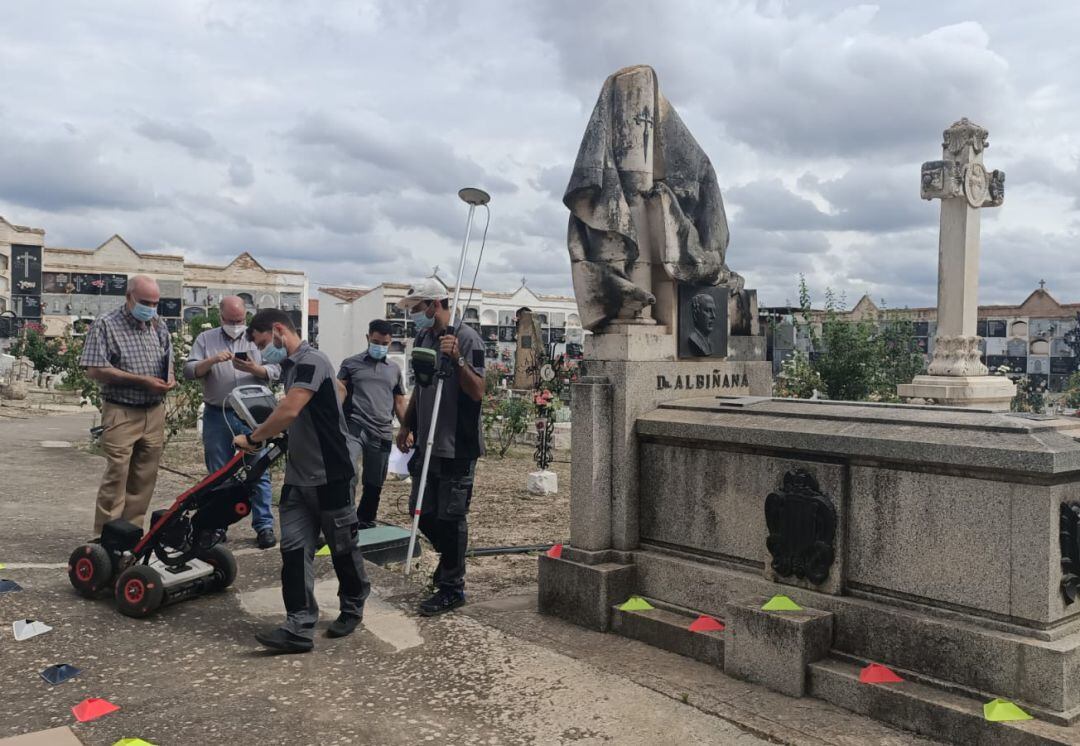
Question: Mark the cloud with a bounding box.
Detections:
[287,112,517,198]
[228,156,255,188]
[0,1,1078,310]
[0,134,156,212]
[134,119,219,158]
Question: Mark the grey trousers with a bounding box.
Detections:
[278,480,370,640]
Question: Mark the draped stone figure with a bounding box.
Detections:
[563,64,742,332]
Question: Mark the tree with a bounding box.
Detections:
[8,325,62,376]
[774,276,925,403]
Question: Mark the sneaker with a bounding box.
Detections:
[357,520,377,530]
[256,528,277,550]
[418,588,466,617]
[326,613,362,638]
[254,628,313,654]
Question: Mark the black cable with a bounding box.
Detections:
[465,543,561,557]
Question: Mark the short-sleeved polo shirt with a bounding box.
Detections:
[413,323,485,460]
[280,341,355,487]
[79,304,173,406]
[337,351,404,441]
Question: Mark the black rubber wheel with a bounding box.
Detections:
[199,545,237,592]
[68,544,114,599]
[114,565,165,618]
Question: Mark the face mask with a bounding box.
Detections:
[260,333,287,364]
[411,310,434,330]
[222,324,246,339]
[368,343,389,360]
[131,303,157,323]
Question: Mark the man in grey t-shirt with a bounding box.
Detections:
[395,278,485,616]
[337,318,407,528]
[235,309,369,653]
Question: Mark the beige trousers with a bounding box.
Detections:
[94,401,166,535]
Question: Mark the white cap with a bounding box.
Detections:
[396,277,450,310]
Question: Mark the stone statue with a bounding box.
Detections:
[563,65,742,332]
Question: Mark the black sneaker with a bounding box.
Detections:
[256,528,277,550]
[326,613,362,638]
[357,520,377,530]
[418,588,466,617]
[255,628,313,653]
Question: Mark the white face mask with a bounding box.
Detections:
[222,324,246,339]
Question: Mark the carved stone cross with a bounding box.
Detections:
[16,251,33,276]
[920,118,1005,376]
[633,108,654,156]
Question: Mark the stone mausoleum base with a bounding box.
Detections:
[898,373,1016,411]
[541,396,1080,744]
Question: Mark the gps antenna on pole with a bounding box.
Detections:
[404,186,491,576]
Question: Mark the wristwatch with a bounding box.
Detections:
[244,433,263,448]
[456,356,466,368]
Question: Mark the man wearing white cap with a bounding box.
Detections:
[395,277,485,616]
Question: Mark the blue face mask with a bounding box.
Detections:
[260,334,287,364]
[368,343,389,360]
[131,303,157,323]
[411,310,434,330]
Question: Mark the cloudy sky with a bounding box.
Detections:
[2,1,1079,309]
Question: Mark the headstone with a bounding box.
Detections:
[539,64,771,632]
[897,119,1015,408]
[512,309,544,390]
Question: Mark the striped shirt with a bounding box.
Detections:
[80,305,173,406]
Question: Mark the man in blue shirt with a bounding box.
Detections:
[184,296,279,549]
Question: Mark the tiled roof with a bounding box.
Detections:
[320,287,371,303]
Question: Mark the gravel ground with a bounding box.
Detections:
[155,431,571,602]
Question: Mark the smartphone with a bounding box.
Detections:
[234,351,249,361]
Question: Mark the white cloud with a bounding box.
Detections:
[0,1,1077,309]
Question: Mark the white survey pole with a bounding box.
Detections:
[404,187,490,575]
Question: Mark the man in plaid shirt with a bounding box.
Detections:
[80,275,176,535]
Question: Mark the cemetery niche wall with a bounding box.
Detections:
[540,103,1080,744]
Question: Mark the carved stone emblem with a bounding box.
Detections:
[921,160,961,201]
[943,117,989,157]
[765,469,837,586]
[927,335,988,376]
[1061,502,1080,604]
[964,162,990,208]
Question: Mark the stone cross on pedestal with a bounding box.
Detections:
[921,118,1005,376]
[898,118,1015,409]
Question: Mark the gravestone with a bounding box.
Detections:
[897,119,1015,408]
[541,104,1080,743]
[512,309,544,390]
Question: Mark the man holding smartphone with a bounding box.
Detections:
[184,296,279,549]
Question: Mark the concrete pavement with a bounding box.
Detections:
[0,414,937,745]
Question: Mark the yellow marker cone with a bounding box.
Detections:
[761,595,802,611]
[983,698,1032,722]
[618,595,654,612]
[114,740,156,746]
[315,545,331,557]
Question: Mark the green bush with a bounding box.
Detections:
[482,393,531,458]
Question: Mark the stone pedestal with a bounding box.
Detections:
[724,598,833,698]
[897,374,1015,410]
[570,325,772,552]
